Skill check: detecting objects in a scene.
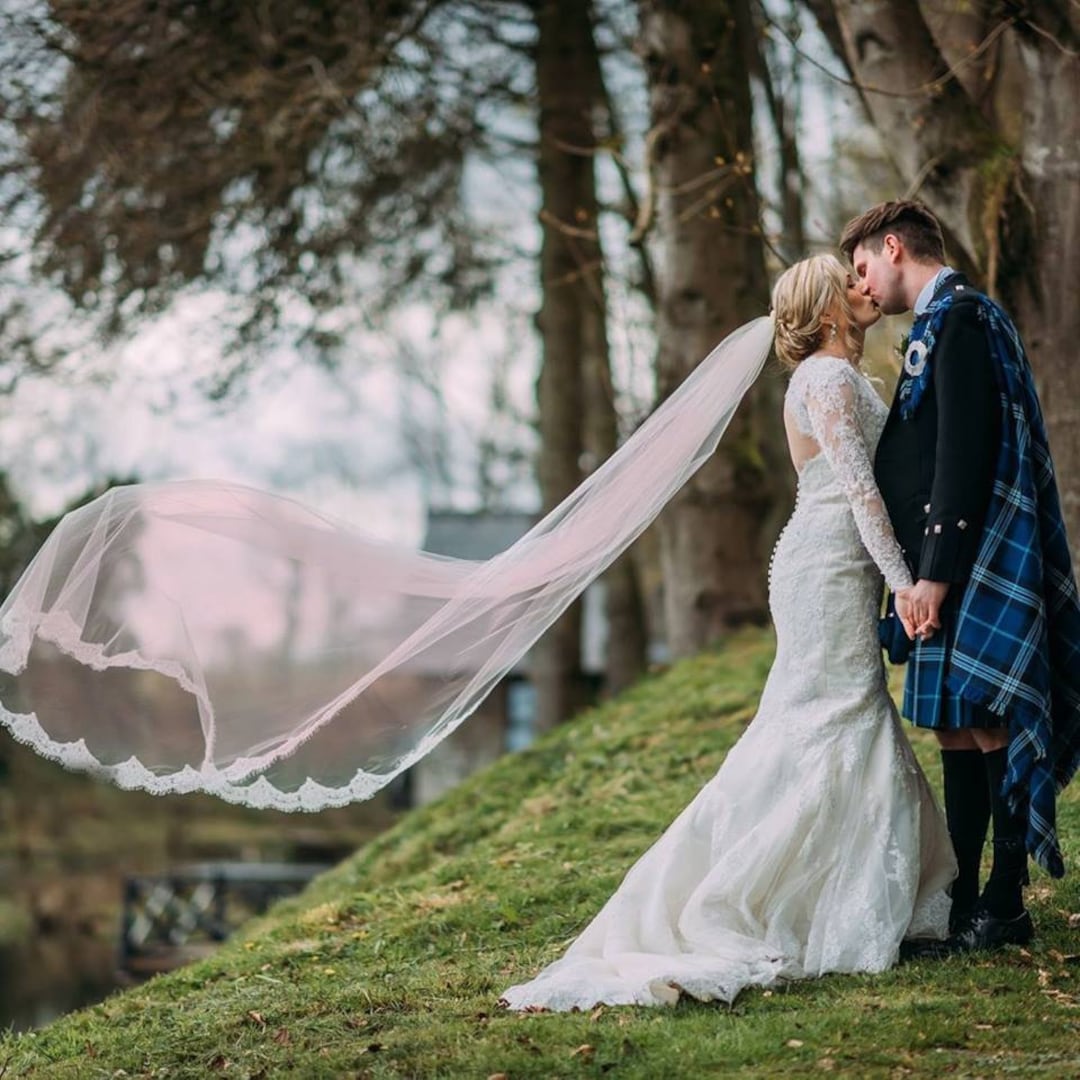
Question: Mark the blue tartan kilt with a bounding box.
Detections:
[902,590,1009,730]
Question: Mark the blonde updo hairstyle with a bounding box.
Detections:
[771,253,861,370]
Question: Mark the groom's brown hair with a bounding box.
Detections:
[839,200,945,264]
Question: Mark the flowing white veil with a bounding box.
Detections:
[0,316,775,810]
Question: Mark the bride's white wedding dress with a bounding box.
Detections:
[500,353,957,1011]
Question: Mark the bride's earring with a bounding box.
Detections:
[829,324,839,341]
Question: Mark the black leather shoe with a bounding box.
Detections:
[948,904,974,936]
[899,906,1033,962]
[948,906,1034,952]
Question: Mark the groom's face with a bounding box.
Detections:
[851,238,906,316]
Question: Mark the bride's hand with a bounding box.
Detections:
[894,588,918,640]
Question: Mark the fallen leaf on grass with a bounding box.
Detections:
[487,1074,509,1080]
[1045,991,1079,1007]
[414,893,464,912]
[272,1028,291,1046]
[786,1039,804,1049]
[246,1011,267,1028]
[571,1044,595,1059]
[1067,912,1080,930]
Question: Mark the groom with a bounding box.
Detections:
[840,200,1080,953]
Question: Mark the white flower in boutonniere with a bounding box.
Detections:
[903,339,929,377]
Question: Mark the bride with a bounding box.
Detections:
[499,254,957,1011]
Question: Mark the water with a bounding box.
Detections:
[0,853,124,1032]
[0,739,393,1034]
[0,859,333,1031]
[0,931,119,1032]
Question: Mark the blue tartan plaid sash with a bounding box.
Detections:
[919,290,1080,878]
[897,308,938,421]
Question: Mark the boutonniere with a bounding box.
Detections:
[903,339,929,377]
[894,333,910,363]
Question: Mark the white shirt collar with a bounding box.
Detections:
[914,266,956,316]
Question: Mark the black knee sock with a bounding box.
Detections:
[981,746,1028,919]
[940,749,991,920]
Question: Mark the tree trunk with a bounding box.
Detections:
[1003,24,1080,556]
[531,0,605,730]
[809,0,1080,559]
[640,0,788,659]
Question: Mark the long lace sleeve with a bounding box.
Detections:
[803,361,914,593]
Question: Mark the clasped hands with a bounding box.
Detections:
[894,580,949,642]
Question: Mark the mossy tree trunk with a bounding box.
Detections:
[639,0,789,659]
[531,0,648,728]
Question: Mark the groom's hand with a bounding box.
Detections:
[909,579,950,640]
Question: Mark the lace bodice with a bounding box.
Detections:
[785,354,913,593]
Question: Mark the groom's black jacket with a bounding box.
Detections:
[874,273,1001,585]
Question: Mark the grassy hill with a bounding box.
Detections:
[2,627,1078,1078]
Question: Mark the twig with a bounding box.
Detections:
[903,153,944,200]
[584,25,657,310]
[668,163,737,199]
[672,175,741,227]
[627,114,680,245]
[545,257,604,290]
[1023,16,1080,59]
[538,208,598,242]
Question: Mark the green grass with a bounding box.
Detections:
[2,627,1078,1078]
